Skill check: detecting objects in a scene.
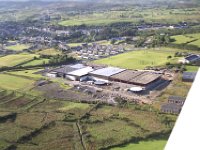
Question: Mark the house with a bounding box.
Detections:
[66,67,94,81]
[168,96,185,106]
[179,54,200,64]
[182,72,197,82]
[161,103,182,114]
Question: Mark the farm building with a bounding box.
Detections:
[179,54,200,64]
[168,96,185,106]
[110,70,162,86]
[89,67,126,81]
[53,65,78,78]
[161,103,182,114]
[46,71,58,78]
[182,72,197,82]
[66,67,94,81]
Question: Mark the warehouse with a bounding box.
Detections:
[182,72,197,82]
[110,70,162,86]
[66,67,94,81]
[53,65,79,78]
[89,67,126,81]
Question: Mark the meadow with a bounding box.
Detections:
[22,58,49,67]
[94,48,181,69]
[171,33,200,48]
[5,44,30,51]
[36,48,62,56]
[0,54,38,67]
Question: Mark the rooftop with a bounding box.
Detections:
[68,67,94,77]
[90,67,126,77]
[53,66,77,74]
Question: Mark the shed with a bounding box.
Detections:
[161,103,182,114]
[46,72,57,78]
[168,96,185,106]
[53,66,77,78]
[182,72,197,82]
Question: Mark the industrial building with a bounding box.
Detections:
[182,72,197,82]
[110,70,162,86]
[89,67,126,81]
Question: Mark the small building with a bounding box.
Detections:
[53,66,78,78]
[161,103,182,114]
[179,54,200,64]
[66,67,94,81]
[182,72,197,82]
[168,96,185,106]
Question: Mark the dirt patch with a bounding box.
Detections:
[35,82,95,102]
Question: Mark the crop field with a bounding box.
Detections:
[5,44,30,51]
[36,48,62,56]
[22,58,49,67]
[0,54,38,67]
[94,48,181,69]
[172,33,200,47]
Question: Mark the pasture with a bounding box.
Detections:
[5,44,30,51]
[22,58,49,67]
[36,48,62,56]
[0,54,38,67]
[172,33,200,48]
[94,48,180,69]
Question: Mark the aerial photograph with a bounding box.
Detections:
[0,0,199,149]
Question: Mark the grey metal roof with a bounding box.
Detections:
[90,67,126,77]
[70,64,86,69]
[161,103,182,110]
[182,72,197,80]
[53,66,77,74]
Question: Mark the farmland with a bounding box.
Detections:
[22,58,49,67]
[171,33,200,48]
[5,44,30,51]
[94,48,181,69]
[0,54,38,68]
[36,48,62,56]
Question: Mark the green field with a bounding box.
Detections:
[6,44,30,51]
[0,54,38,67]
[185,65,199,72]
[172,33,200,47]
[22,58,49,67]
[0,74,35,91]
[94,48,180,69]
[36,48,62,56]
[111,140,167,150]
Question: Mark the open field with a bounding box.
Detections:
[22,58,49,67]
[172,33,200,47]
[0,74,35,91]
[94,48,182,69]
[111,140,167,150]
[185,65,199,72]
[0,54,38,67]
[5,44,30,51]
[36,48,62,56]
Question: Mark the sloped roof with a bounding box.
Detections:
[68,67,94,77]
[90,67,126,77]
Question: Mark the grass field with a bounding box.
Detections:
[111,140,167,150]
[0,54,38,67]
[5,44,30,51]
[185,65,199,72]
[36,48,62,55]
[172,33,200,47]
[94,48,180,69]
[0,74,35,91]
[22,58,49,67]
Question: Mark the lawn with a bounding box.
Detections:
[0,74,35,91]
[0,54,38,67]
[94,48,180,69]
[36,48,62,55]
[6,44,30,51]
[22,58,49,67]
[185,65,199,72]
[111,140,167,150]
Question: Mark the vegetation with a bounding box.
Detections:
[22,59,49,67]
[36,48,62,56]
[0,54,38,68]
[5,44,30,51]
[94,48,182,69]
